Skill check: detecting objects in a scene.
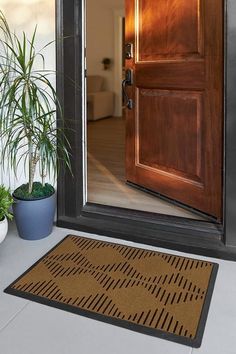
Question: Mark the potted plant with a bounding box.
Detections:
[101,58,112,70]
[0,185,13,243]
[0,13,71,240]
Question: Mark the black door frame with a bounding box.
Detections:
[56,0,236,261]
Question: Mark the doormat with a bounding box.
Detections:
[4,235,218,348]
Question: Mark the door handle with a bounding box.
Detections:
[122,69,134,110]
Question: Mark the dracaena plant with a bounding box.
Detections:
[0,12,71,196]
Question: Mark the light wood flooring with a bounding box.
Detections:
[87,116,202,220]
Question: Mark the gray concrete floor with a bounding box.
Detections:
[0,223,236,354]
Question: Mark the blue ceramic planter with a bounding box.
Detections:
[13,193,56,240]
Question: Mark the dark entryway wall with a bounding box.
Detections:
[56,0,236,261]
[224,0,236,247]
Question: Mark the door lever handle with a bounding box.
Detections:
[122,69,134,110]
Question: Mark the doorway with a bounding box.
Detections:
[56,0,236,260]
[86,0,223,221]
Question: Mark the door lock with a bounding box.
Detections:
[125,43,133,60]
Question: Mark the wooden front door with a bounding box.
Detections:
[125,0,223,219]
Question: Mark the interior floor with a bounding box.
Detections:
[87,117,204,220]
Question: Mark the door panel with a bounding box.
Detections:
[125,0,223,219]
[138,0,202,60]
[137,89,203,184]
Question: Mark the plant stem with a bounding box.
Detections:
[42,174,45,187]
[41,161,46,187]
[28,140,33,194]
[28,139,39,194]
[29,158,35,194]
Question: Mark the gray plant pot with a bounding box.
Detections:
[13,192,56,241]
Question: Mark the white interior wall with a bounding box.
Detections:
[0,0,55,191]
[86,1,114,92]
[86,0,124,116]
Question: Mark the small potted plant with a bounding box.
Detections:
[0,12,71,240]
[0,185,13,244]
[102,58,112,70]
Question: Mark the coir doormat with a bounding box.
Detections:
[4,235,218,348]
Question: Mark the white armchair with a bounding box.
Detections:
[87,75,114,121]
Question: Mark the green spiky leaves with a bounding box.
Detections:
[0,11,71,196]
